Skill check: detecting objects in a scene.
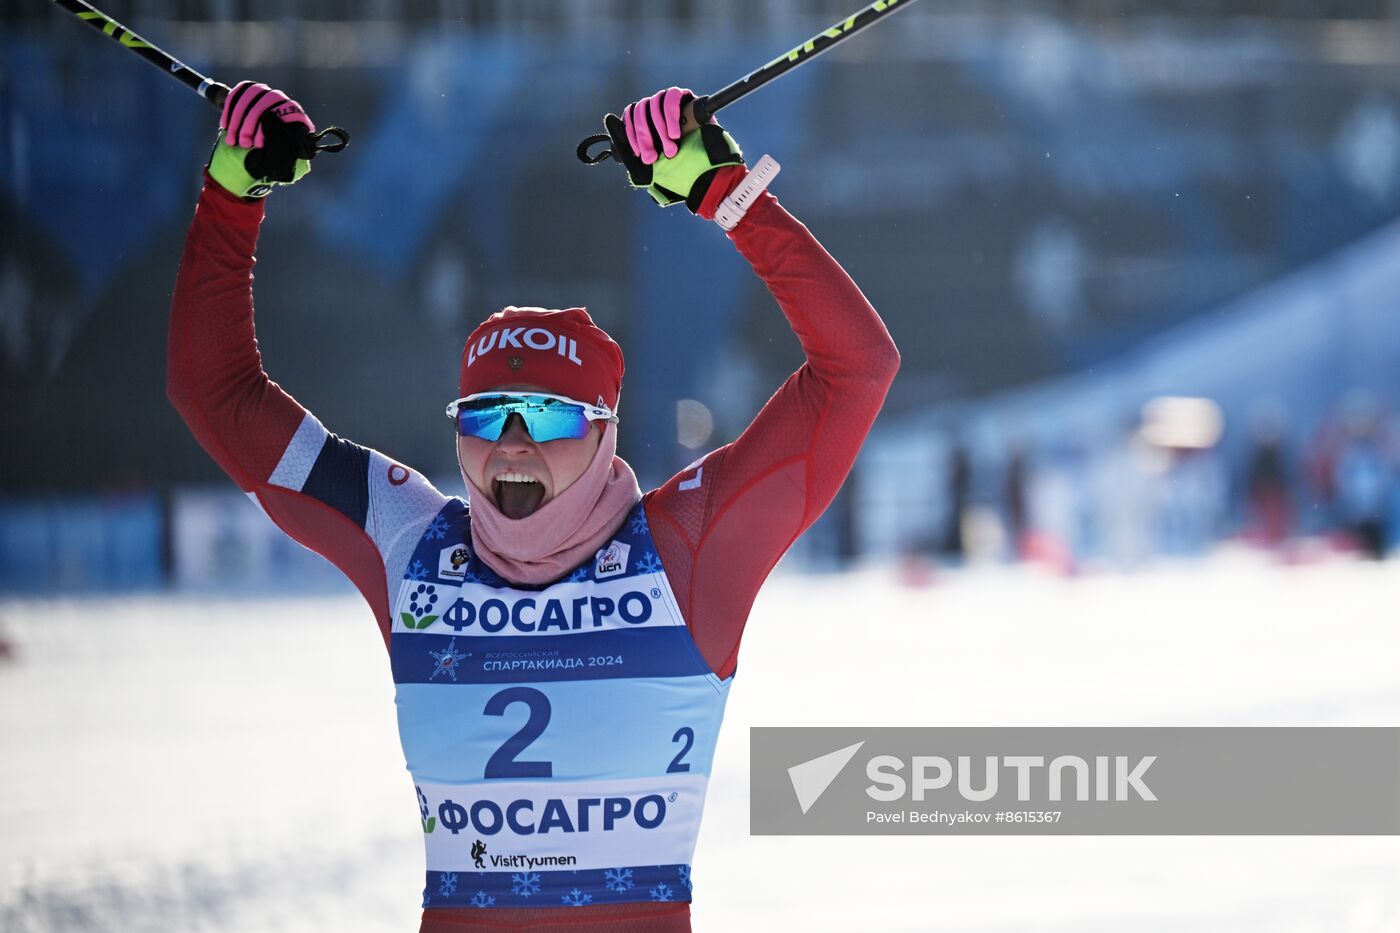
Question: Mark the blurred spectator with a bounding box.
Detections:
[941,441,972,560]
[1243,403,1292,548]
[1303,413,1345,537]
[1023,442,1080,575]
[1334,393,1394,559]
[1156,446,1228,557]
[1005,445,1030,556]
[1094,419,1159,568]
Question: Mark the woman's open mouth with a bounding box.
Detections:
[493,472,545,518]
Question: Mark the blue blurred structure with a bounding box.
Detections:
[0,496,163,593]
[0,36,200,298]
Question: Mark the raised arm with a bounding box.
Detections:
[646,165,900,678]
[167,84,446,644]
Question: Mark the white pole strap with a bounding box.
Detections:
[714,155,780,231]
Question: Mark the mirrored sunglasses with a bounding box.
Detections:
[445,392,618,443]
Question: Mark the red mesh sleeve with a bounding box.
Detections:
[167,178,304,489]
[166,179,392,635]
[648,185,899,679]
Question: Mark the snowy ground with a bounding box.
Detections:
[3,556,1400,932]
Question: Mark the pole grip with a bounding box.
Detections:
[678,95,713,136]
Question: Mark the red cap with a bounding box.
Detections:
[458,307,624,410]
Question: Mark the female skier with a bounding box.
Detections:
[168,80,898,932]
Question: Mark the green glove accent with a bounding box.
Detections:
[207,129,310,200]
[604,111,745,212]
[645,124,744,209]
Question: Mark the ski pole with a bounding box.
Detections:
[47,0,349,154]
[577,0,918,165]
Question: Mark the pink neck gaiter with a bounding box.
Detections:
[460,423,642,585]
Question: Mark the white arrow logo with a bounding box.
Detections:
[787,741,865,815]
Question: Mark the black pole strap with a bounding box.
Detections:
[578,133,611,165]
[308,127,351,154]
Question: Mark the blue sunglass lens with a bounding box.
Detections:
[522,409,591,442]
[455,397,591,442]
[456,407,508,441]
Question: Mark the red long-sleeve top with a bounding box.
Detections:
[168,167,898,932]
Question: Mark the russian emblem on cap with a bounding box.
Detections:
[508,356,524,370]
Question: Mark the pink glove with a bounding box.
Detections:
[220,80,315,150]
[622,86,701,164]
